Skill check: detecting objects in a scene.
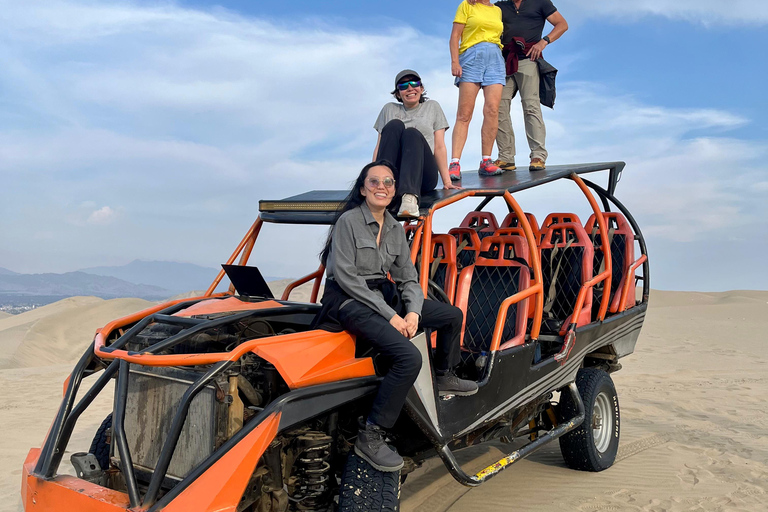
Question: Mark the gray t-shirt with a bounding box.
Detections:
[373,99,450,153]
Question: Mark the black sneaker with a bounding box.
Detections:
[436,372,479,396]
[354,424,404,472]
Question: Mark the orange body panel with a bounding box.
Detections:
[22,414,281,512]
[22,450,130,512]
[173,297,284,317]
[163,413,281,512]
[248,330,375,388]
[96,320,374,388]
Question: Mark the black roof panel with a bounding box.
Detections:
[259,161,625,224]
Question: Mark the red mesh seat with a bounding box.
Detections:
[427,234,458,304]
[459,211,498,239]
[539,221,594,334]
[455,235,531,356]
[448,228,482,270]
[585,212,636,314]
[493,227,532,262]
[539,213,582,243]
[500,212,540,242]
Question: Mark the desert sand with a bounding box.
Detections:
[1,289,767,511]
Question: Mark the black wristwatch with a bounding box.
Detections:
[542,36,551,44]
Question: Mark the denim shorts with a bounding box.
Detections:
[455,42,505,87]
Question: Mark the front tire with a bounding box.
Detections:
[338,451,401,511]
[558,368,620,471]
[88,414,112,470]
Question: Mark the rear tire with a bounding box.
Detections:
[338,451,401,511]
[89,414,112,470]
[559,368,619,471]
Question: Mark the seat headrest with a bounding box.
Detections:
[476,235,529,265]
[459,211,499,231]
[540,222,590,248]
[448,228,482,249]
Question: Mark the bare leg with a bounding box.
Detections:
[480,84,503,157]
[451,82,481,160]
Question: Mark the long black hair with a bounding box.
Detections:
[319,159,398,266]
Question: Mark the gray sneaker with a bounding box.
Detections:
[397,194,420,218]
[354,424,404,472]
[436,372,479,396]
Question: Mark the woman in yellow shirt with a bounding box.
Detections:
[449,0,505,180]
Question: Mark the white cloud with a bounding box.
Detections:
[87,206,117,225]
[0,0,766,291]
[559,0,768,25]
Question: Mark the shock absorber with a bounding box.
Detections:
[288,432,333,511]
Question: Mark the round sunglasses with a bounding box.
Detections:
[365,177,396,189]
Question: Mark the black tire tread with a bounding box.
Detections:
[559,368,619,472]
[338,452,401,512]
[88,414,112,470]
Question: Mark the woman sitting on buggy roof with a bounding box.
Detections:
[373,69,461,219]
[317,160,477,472]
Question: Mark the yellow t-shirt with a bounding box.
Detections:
[453,1,503,54]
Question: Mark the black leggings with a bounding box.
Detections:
[377,119,439,198]
[338,299,462,429]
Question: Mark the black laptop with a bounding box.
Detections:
[221,264,274,299]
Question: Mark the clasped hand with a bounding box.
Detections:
[390,312,420,338]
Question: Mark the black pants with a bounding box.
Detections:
[338,299,462,429]
[377,119,439,197]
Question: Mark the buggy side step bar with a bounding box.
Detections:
[437,382,585,487]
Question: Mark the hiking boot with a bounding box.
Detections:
[478,158,503,176]
[436,372,479,396]
[449,161,461,181]
[354,423,404,472]
[529,158,546,171]
[494,159,516,171]
[397,194,420,218]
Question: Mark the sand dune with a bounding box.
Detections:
[0,297,154,369]
[0,312,11,320]
[2,289,767,512]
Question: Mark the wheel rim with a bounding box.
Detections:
[591,391,613,453]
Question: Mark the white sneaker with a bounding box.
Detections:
[397,194,420,218]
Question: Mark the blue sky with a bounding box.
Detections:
[0,0,766,291]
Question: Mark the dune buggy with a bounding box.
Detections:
[22,162,649,511]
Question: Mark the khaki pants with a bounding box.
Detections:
[497,58,548,163]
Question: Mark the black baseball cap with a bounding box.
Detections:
[395,69,421,86]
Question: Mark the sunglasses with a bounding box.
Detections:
[396,80,422,91]
[365,177,396,189]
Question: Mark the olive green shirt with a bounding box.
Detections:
[325,202,424,320]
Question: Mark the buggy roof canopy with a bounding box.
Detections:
[259,161,625,224]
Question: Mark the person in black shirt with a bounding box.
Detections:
[471,0,567,171]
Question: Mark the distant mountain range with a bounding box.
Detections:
[0,260,286,306]
[0,271,170,300]
[0,260,224,303]
[78,260,220,294]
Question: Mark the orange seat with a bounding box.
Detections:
[448,228,482,270]
[539,221,594,334]
[455,235,531,356]
[459,211,498,239]
[539,213,582,242]
[500,212,540,242]
[427,234,458,304]
[585,212,636,314]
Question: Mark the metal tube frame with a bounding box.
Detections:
[581,178,651,303]
[113,360,141,507]
[436,382,585,487]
